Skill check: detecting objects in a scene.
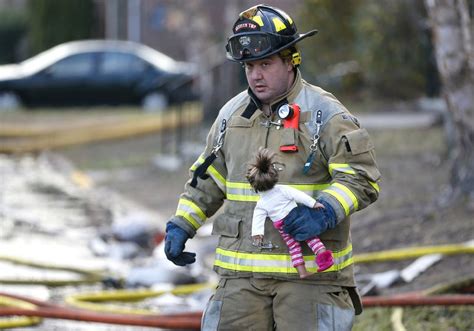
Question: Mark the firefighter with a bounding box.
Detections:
[165,4,381,330]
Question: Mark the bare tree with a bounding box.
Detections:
[424,0,474,206]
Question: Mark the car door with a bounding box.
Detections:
[25,52,97,106]
[95,51,149,105]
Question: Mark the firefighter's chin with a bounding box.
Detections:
[252,88,274,104]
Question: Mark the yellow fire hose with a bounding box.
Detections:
[354,242,474,264]
[65,282,215,315]
[0,242,472,327]
[0,284,212,329]
[0,296,42,329]
[0,103,202,153]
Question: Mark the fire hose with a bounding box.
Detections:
[1,288,473,329]
[1,243,472,328]
[0,292,202,330]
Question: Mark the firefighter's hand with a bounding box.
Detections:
[164,222,196,266]
[283,199,337,241]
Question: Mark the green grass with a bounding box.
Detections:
[354,306,474,331]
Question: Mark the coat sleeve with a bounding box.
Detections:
[317,113,381,223]
[171,119,227,237]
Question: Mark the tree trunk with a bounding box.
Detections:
[424,0,474,205]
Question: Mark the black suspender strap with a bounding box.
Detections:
[190,119,227,188]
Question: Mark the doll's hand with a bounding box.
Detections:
[313,201,325,209]
[252,235,264,247]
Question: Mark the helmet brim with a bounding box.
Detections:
[226,29,318,62]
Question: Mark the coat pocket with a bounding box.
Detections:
[343,128,374,155]
[280,127,298,149]
[343,128,381,182]
[211,213,242,238]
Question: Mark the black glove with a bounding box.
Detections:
[282,199,337,241]
[164,222,196,266]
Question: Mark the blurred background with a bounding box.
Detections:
[0,0,450,113]
[0,0,473,330]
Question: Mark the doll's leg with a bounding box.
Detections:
[274,220,312,278]
[306,237,325,255]
[306,237,334,272]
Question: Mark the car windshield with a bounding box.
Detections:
[20,45,72,76]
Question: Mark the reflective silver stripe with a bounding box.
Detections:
[322,183,358,216]
[176,198,206,229]
[226,182,259,202]
[225,182,331,202]
[214,246,353,273]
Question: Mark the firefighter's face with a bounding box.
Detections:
[244,55,294,104]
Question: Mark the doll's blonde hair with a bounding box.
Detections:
[246,147,278,192]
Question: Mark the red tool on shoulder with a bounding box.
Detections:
[278,103,300,152]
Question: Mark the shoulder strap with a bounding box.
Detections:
[190,92,248,188]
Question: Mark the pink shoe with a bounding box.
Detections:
[316,250,334,272]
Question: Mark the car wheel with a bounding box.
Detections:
[141,92,168,112]
[0,91,22,111]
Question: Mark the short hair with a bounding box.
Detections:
[246,147,279,192]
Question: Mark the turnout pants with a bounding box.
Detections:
[201,278,355,331]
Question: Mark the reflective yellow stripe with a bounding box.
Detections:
[369,181,380,193]
[190,155,226,191]
[226,182,251,189]
[214,245,353,274]
[226,181,258,201]
[226,194,259,202]
[189,155,204,171]
[176,210,200,229]
[251,15,264,26]
[208,165,226,186]
[328,163,356,176]
[323,190,350,215]
[287,183,331,191]
[175,198,206,230]
[334,183,358,210]
[226,181,330,202]
[272,17,286,32]
[323,183,358,216]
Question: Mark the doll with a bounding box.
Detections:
[246,147,334,278]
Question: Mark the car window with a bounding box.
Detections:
[99,52,148,75]
[46,53,95,77]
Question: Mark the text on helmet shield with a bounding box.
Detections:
[235,22,258,32]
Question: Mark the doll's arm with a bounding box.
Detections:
[283,186,318,208]
[251,205,267,237]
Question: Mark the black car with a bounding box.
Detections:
[0,40,198,111]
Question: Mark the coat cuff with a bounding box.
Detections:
[317,192,347,224]
[170,216,197,238]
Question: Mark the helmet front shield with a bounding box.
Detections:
[225,4,317,62]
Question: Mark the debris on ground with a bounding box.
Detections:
[0,153,216,330]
